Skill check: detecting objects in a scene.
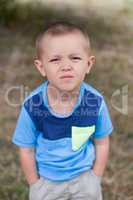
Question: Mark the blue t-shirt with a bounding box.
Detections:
[12,81,113,182]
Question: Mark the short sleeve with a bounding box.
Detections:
[12,106,38,147]
[94,98,113,139]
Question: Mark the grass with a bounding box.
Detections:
[0,2,133,200]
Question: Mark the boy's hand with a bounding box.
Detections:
[29,178,40,186]
[93,136,110,177]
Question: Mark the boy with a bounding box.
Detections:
[12,21,113,200]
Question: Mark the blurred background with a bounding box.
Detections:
[0,0,133,199]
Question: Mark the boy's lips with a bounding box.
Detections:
[60,75,74,79]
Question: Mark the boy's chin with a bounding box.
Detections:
[48,81,81,93]
[58,84,80,93]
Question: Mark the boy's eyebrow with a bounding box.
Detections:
[49,53,82,58]
[69,53,82,56]
[48,55,61,58]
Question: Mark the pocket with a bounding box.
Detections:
[30,178,42,189]
[84,170,102,199]
[29,178,44,200]
[72,125,95,151]
[90,170,102,183]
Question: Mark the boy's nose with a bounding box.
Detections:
[60,61,72,71]
[61,66,72,72]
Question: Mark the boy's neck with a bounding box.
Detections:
[47,83,80,115]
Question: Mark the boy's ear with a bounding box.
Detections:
[86,56,95,74]
[34,59,46,77]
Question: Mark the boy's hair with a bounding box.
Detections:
[35,20,91,58]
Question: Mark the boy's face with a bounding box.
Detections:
[35,31,95,93]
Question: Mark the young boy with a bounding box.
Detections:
[12,21,113,200]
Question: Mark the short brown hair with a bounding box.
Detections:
[36,20,91,58]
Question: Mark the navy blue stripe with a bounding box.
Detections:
[24,89,102,140]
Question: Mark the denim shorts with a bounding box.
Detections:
[29,169,102,200]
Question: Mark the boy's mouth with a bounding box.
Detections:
[60,75,74,79]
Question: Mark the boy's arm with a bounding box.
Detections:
[19,147,39,185]
[92,135,110,177]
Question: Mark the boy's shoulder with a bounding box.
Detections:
[83,82,109,117]
[83,82,104,99]
[23,81,46,104]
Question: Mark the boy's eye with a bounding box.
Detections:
[49,58,60,62]
[72,57,81,60]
